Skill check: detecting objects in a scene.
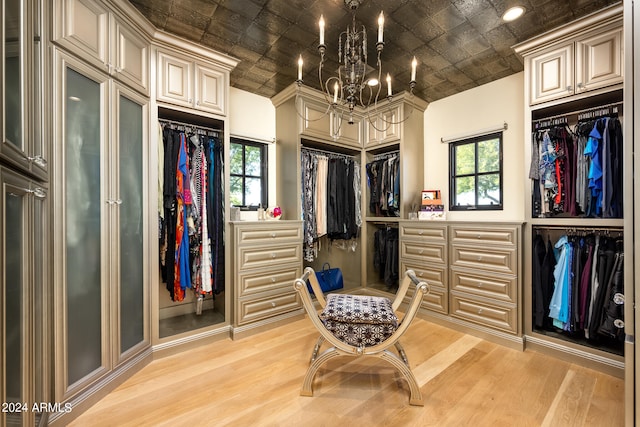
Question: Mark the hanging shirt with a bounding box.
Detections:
[549,235,572,328]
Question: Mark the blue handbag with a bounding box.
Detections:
[308,262,344,295]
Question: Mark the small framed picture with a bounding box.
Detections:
[422,190,439,201]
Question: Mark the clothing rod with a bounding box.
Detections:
[301,146,356,159]
[441,122,508,144]
[532,101,623,124]
[532,224,623,232]
[372,150,399,160]
[158,118,222,135]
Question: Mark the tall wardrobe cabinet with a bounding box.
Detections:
[50,0,154,424]
[1,0,50,425]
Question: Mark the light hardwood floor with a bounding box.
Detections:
[70,317,624,427]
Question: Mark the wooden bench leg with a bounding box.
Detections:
[300,346,341,397]
[380,349,424,406]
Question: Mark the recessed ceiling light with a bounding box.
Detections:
[502,6,525,22]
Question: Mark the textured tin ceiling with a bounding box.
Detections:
[128,0,621,103]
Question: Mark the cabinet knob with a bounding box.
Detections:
[271,233,277,238]
[478,309,483,315]
[477,256,483,261]
[271,302,276,307]
[271,277,276,283]
[566,85,573,92]
[477,282,483,288]
[577,82,584,90]
[271,253,276,258]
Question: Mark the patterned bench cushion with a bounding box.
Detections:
[320,294,398,347]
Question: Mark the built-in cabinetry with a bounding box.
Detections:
[50,1,154,424]
[515,3,625,376]
[272,83,427,296]
[523,5,622,105]
[156,45,227,116]
[0,167,49,427]
[1,1,51,426]
[399,221,522,348]
[53,0,149,95]
[150,33,237,348]
[231,221,304,338]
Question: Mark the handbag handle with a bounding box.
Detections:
[322,262,331,273]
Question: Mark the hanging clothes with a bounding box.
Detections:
[372,226,399,289]
[529,116,623,219]
[301,148,360,261]
[366,155,400,217]
[159,125,225,302]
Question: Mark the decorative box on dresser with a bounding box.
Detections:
[231,221,305,339]
[399,221,523,350]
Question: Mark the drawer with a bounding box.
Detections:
[400,261,447,288]
[404,284,448,314]
[236,291,301,326]
[450,225,518,246]
[450,268,516,303]
[237,264,302,297]
[450,244,517,275]
[400,224,446,242]
[237,243,301,270]
[235,223,302,245]
[401,241,446,264]
[450,293,517,334]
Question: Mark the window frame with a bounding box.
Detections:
[449,131,503,211]
[230,137,268,210]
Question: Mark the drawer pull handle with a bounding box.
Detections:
[271,253,277,258]
[418,230,424,235]
[477,256,482,261]
[271,233,277,238]
[477,282,483,288]
[478,309,483,314]
[271,277,276,283]
[271,302,276,307]
[477,235,481,239]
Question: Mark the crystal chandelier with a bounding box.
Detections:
[296,0,417,139]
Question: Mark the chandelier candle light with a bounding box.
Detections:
[296,0,418,139]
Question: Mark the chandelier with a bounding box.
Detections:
[296,0,417,139]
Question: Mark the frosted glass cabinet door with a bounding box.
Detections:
[4,0,23,150]
[3,177,26,426]
[116,88,146,357]
[64,66,106,387]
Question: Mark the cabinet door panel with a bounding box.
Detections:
[54,0,109,70]
[116,88,146,357]
[2,176,27,419]
[576,27,623,92]
[112,17,149,95]
[195,63,225,115]
[157,51,192,107]
[530,44,573,105]
[63,65,107,387]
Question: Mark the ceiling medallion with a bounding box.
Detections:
[295,0,418,140]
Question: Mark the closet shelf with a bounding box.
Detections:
[529,218,624,228]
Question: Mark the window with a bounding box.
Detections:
[230,138,268,209]
[449,132,503,210]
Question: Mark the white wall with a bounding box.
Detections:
[423,72,525,221]
[229,87,277,219]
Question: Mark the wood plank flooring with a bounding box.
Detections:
[69,317,624,427]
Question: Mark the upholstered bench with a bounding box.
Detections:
[293,268,429,405]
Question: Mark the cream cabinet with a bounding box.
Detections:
[156,48,227,116]
[298,95,363,148]
[0,167,49,427]
[365,104,402,147]
[398,221,522,341]
[399,222,448,314]
[449,224,521,335]
[231,221,304,337]
[1,0,48,180]
[521,11,622,105]
[53,0,150,95]
[51,50,151,423]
